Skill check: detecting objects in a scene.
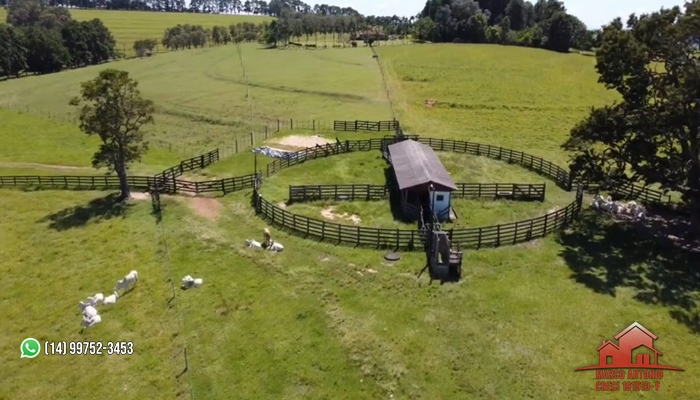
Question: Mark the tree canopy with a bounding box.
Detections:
[416,0,599,51]
[1,0,116,77]
[70,69,155,200]
[564,1,700,234]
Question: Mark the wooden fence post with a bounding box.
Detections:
[277,119,280,132]
[290,118,293,130]
[250,132,253,145]
[313,120,315,130]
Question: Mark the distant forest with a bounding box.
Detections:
[0,0,359,16]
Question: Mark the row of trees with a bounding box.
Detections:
[415,0,600,52]
[159,21,264,50]
[0,0,360,16]
[1,0,116,77]
[262,10,415,46]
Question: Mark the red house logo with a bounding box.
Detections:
[576,322,683,371]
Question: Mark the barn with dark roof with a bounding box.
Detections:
[387,139,456,222]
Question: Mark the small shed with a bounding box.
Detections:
[387,139,456,222]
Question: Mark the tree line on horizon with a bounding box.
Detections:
[0,0,362,17]
[0,0,117,77]
[414,0,600,52]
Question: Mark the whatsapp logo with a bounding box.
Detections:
[21,338,41,358]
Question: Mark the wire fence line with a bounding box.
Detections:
[369,45,397,120]
[150,189,195,399]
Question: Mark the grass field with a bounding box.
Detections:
[1,39,699,400]
[0,44,390,153]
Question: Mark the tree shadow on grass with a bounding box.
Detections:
[40,193,132,231]
[558,209,700,333]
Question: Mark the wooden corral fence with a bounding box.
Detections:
[265,136,674,204]
[155,148,220,181]
[333,120,399,132]
[252,185,584,251]
[289,184,389,203]
[578,180,673,204]
[0,175,155,190]
[287,183,546,203]
[0,147,262,196]
[453,183,545,201]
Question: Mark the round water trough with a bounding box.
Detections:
[384,252,400,261]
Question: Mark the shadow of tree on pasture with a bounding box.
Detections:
[558,210,700,334]
[40,193,132,231]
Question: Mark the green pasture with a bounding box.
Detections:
[377,44,620,165]
[0,109,181,175]
[0,44,389,152]
[0,41,698,399]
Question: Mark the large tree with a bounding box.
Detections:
[564,2,700,235]
[70,69,154,200]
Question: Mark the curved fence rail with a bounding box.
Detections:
[333,120,399,132]
[0,147,260,195]
[287,183,546,203]
[264,136,674,205]
[252,185,584,251]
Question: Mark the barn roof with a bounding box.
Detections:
[388,140,456,191]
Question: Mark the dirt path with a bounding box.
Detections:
[0,161,91,170]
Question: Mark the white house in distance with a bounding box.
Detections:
[387,139,457,222]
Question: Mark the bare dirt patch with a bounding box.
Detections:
[129,192,150,201]
[187,197,223,220]
[272,135,333,149]
[320,206,361,225]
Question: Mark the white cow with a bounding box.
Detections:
[82,305,98,319]
[81,314,102,329]
[103,291,118,305]
[245,239,262,248]
[268,242,284,252]
[87,293,104,306]
[78,300,92,312]
[181,275,195,289]
[115,270,138,293]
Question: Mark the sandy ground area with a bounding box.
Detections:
[272,135,333,149]
[321,206,361,225]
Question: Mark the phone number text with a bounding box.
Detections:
[44,341,134,356]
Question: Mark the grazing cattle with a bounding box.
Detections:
[245,239,262,248]
[268,242,284,252]
[87,293,104,306]
[590,195,647,219]
[81,314,102,329]
[103,292,118,305]
[82,305,98,319]
[115,270,138,293]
